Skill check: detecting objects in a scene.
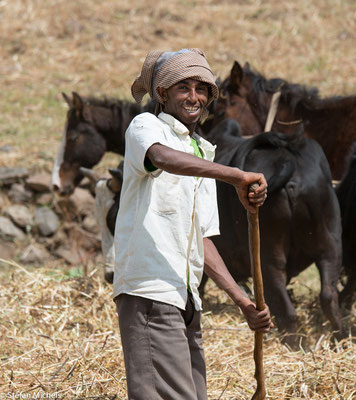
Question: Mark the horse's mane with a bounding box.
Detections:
[248,66,356,116]
[243,66,323,113]
[84,96,142,111]
[78,96,156,136]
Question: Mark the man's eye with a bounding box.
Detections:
[197,86,208,93]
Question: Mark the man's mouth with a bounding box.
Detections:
[183,106,200,114]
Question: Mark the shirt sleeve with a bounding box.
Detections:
[125,112,168,176]
[198,178,220,238]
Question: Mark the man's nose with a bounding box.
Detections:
[188,89,198,102]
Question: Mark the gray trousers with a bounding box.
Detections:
[115,293,208,400]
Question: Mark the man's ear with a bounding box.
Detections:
[157,87,168,102]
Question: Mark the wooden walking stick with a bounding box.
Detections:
[246,85,278,399]
[248,183,266,400]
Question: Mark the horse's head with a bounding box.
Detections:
[51,92,107,196]
[212,61,272,135]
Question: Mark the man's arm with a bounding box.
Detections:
[146,143,267,213]
[203,237,273,332]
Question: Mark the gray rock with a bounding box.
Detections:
[0,216,26,240]
[26,173,52,192]
[82,215,99,234]
[0,145,14,153]
[0,195,7,210]
[34,207,60,236]
[20,244,50,264]
[0,167,29,185]
[5,204,33,228]
[56,187,95,220]
[61,222,100,250]
[54,245,86,265]
[45,227,67,249]
[0,238,16,259]
[61,187,95,217]
[8,183,33,203]
[36,193,53,206]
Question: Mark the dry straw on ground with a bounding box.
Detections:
[0,259,355,400]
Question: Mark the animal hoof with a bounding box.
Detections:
[104,270,114,284]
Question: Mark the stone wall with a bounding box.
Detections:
[0,167,102,268]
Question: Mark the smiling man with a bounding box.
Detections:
[113,48,272,400]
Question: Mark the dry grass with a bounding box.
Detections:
[1,1,356,399]
[0,259,355,400]
[0,0,355,171]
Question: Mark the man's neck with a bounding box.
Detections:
[187,124,196,136]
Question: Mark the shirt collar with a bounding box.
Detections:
[192,134,216,162]
[157,111,216,162]
[158,112,190,136]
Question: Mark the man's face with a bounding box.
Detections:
[157,79,209,128]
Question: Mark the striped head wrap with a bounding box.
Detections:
[131,48,219,119]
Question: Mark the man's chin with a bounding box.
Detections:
[181,111,201,125]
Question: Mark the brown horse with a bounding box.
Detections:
[209,61,356,180]
[51,92,154,195]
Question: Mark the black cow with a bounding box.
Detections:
[203,119,345,345]
[336,145,356,307]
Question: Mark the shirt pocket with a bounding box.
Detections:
[150,172,181,215]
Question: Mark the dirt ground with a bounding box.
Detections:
[0,0,355,170]
[0,0,355,399]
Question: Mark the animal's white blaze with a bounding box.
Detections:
[51,129,66,190]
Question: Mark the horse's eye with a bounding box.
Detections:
[68,132,80,142]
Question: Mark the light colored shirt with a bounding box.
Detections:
[113,112,220,311]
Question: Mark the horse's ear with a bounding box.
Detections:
[72,92,84,116]
[243,62,251,72]
[71,92,92,121]
[230,61,244,91]
[108,166,123,193]
[62,92,73,108]
[109,167,123,181]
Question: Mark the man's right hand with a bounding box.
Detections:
[233,171,268,213]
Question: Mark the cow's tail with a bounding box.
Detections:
[239,129,304,162]
[267,158,296,194]
[236,129,305,195]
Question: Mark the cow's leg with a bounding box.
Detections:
[315,254,345,340]
[103,240,115,284]
[262,257,299,347]
[314,198,346,341]
[94,180,116,283]
[339,241,356,308]
[339,271,356,309]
